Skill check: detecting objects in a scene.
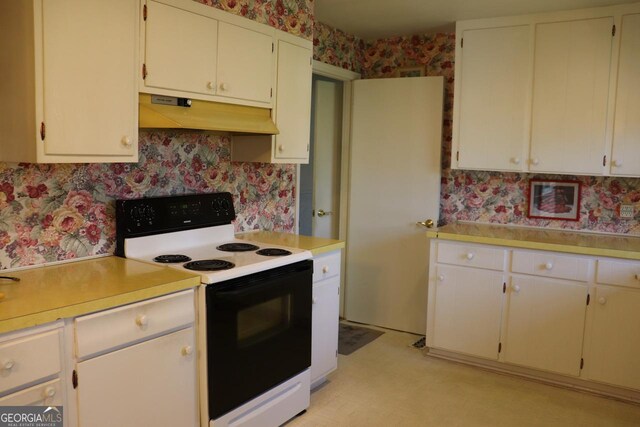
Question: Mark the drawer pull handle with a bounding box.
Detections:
[466,253,474,260]
[43,386,56,398]
[2,359,14,371]
[598,297,607,305]
[135,314,148,328]
[219,82,229,91]
[512,285,521,293]
[322,266,329,274]
[207,81,214,90]
[544,262,554,270]
[181,345,193,357]
[437,275,445,282]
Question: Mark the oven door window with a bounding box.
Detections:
[237,294,291,348]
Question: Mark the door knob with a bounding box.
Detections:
[317,209,333,217]
[416,219,434,228]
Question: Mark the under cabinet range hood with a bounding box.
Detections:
[138,94,279,135]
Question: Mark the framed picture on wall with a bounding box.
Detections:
[395,66,424,78]
[528,180,581,221]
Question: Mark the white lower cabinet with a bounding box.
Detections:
[428,239,640,399]
[311,250,341,388]
[503,276,588,376]
[428,265,504,360]
[73,289,197,427]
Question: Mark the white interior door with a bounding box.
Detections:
[346,77,443,334]
[312,78,342,239]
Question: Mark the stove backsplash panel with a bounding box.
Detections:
[0,132,296,269]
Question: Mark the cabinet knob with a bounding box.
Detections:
[181,345,193,357]
[512,284,521,293]
[635,274,639,281]
[598,297,607,305]
[511,157,521,165]
[278,144,284,153]
[43,386,56,398]
[207,81,214,90]
[612,159,622,167]
[322,266,329,274]
[312,296,317,304]
[437,274,445,282]
[2,359,14,371]
[220,82,229,91]
[466,252,475,260]
[135,314,148,328]
[544,262,554,270]
[121,136,132,147]
[531,158,540,166]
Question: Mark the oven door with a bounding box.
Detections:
[206,260,312,420]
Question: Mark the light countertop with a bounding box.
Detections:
[237,231,345,256]
[427,222,640,260]
[0,256,200,334]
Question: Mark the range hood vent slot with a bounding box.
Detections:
[138,93,279,135]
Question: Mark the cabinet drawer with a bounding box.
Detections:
[0,378,63,406]
[436,242,505,271]
[597,259,640,289]
[511,250,589,282]
[313,251,341,282]
[75,289,195,360]
[0,330,62,394]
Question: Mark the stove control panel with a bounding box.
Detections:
[116,192,236,240]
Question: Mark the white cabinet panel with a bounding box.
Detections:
[503,276,588,376]
[0,379,63,407]
[217,22,273,104]
[610,13,640,176]
[77,327,197,427]
[529,17,613,174]
[511,250,590,282]
[144,0,218,96]
[455,25,530,171]
[597,258,640,288]
[586,285,640,390]
[311,276,339,387]
[437,241,506,271]
[428,264,504,360]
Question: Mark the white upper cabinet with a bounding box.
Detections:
[529,17,613,175]
[0,0,139,163]
[452,3,640,177]
[217,22,274,105]
[144,0,218,96]
[610,13,640,177]
[140,0,274,108]
[454,25,531,171]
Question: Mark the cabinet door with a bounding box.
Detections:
[311,276,339,386]
[77,328,196,427]
[41,0,137,157]
[586,285,640,390]
[503,276,588,376]
[428,265,504,360]
[610,14,640,177]
[144,0,218,96]
[273,40,312,162]
[529,17,613,174]
[217,22,273,104]
[455,25,530,171]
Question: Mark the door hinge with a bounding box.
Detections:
[143,4,147,21]
[456,151,459,162]
[335,349,338,358]
[580,358,584,370]
[612,25,616,37]
[338,286,340,295]
[603,155,607,167]
[586,293,591,306]
[503,282,506,293]
[72,370,78,389]
[498,342,502,353]
[142,63,147,80]
[272,42,274,53]
[307,143,310,152]
[270,88,273,98]
[40,122,45,141]
[461,38,464,48]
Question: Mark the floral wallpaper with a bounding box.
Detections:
[344,30,640,235]
[196,0,313,40]
[312,21,364,73]
[0,133,295,269]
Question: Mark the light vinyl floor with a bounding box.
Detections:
[288,323,640,427]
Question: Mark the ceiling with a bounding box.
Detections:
[315,0,638,40]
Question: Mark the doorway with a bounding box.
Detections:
[299,75,343,239]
